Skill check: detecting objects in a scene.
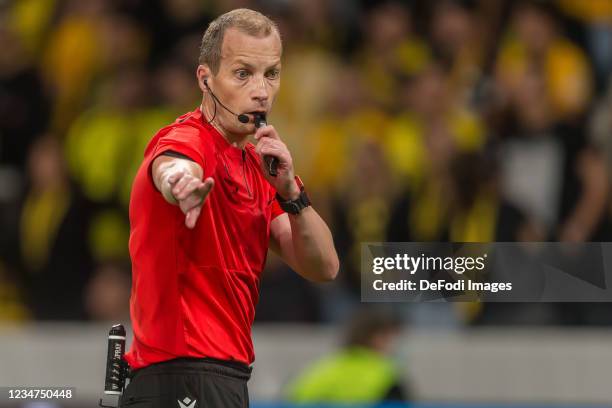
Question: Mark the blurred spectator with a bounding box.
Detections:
[390,150,539,326]
[497,68,564,232]
[305,64,389,196]
[332,140,395,299]
[0,19,51,247]
[429,0,484,106]
[496,0,593,121]
[42,3,149,133]
[16,136,94,320]
[447,151,536,242]
[64,66,150,206]
[496,68,610,242]
[446,151,549,325]
[385,63,485,242]
[286,306,409,403]
[41,0,112,133]
[355,0,431,110]
[0,22,50,172]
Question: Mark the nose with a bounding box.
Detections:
[251,76,268,105]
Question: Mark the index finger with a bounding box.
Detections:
[196,177,215,199]
[254,125,280,141]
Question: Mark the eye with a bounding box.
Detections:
[266,69,280,80]
[235,69,250,80]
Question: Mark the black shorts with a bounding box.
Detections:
[119,358,252,408]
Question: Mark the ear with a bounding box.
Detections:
[196,64,211,93]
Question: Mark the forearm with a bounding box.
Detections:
[563,175,608,238]
[288,207,339,282]
[562,149,609,240]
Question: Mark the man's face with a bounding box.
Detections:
[199,27,282,135]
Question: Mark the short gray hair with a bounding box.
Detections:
[199,8,280,74]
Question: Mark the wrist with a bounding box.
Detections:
[280,182,300,201]
[276,176,311,215]
[277,175,300,200]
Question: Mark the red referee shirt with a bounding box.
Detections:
[125,107,284,369]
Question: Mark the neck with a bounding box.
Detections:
[201,99,249,149]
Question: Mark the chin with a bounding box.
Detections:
[239,123,255,133]
[231,125,254,137]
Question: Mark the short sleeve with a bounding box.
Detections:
[151,125,206,170]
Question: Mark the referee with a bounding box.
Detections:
[121,8,339,408]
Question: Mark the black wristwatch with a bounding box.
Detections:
[276,176,311,215]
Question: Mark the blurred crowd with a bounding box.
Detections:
[1,0,612,326]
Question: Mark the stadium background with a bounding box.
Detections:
[1,0,612,406]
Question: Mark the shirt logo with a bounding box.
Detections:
[178,397,197,408]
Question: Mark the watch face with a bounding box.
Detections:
[288,202,301,214]
[276,188,310,214]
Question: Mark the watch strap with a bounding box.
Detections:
[276,176,311,215]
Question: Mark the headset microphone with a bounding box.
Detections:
[204,79,245,123]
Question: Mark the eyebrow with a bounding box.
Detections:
[232,59,281,70]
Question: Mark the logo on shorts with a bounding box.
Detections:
[178,397,197,408]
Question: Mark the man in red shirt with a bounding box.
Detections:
[120,8,339,408]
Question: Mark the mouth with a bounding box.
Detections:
[246,110,267,116]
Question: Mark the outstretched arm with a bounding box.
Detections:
[151,155,214,229]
